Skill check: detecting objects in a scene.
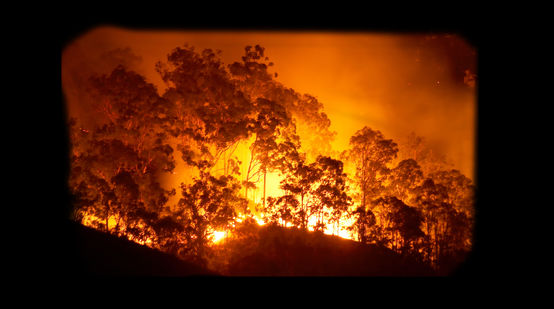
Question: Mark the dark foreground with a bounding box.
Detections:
[219,224,437,276]
[58,221,217,276]
[56,221,446,276]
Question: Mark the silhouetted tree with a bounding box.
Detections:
[229,45,336,162]
[371,196,424,253]
[391,200,425,255]
[149,215,186,255]
[429,169,475,220]
[385,159,424,202]
[348,206,376,244]
[310,156,352,233]
[175,170,246,264]
[346,127,399,214]
[277,158,320,229]
[264,196,296,227]
[156,45,255,173]
[69,66,176,243]
[267,155,350,232]
[410,171,474,269]
[241,98,299,204]
[158,44,304,216]
[412,178,450,265]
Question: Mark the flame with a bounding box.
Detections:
[306,212,356,240]
[65,29,475,264]
[254,209,356,240]
[254,217,266,226]
[212,231,226,243]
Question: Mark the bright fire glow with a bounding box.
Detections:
[212,231,226,243]
[254,217,266,226]
[306,213,356,240]
[64,28,475,269]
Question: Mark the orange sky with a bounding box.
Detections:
[62,26,476,179]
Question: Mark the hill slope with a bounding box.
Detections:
[56,221,437,276]
[218,224,436,276]
[58,221,217,276]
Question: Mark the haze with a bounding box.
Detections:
[62,26,476,179]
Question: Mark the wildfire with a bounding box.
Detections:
[64,29,475,274]
[254,217,266,226]
[306,214,356,240]
[256,211,356,240]
[212,231,227,243]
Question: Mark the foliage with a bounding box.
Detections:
[175,170,246,264]
[347,206,376,244]
[264,155,351,232]
[345,126,399,210]
[371,196,424,254]
[69,66,176,243]
[67,43,475,273]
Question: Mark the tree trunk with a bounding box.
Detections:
[245,148,255,200]
[115,214,122,236]
[223,149,227,176]
[263,169,266,209]
[105,200,111,233]
[434,223,439,267]
[301,194,304,228]
[362,182,366,211]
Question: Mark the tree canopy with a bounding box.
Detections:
[67,43,475,274]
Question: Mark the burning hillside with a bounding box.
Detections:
[63,28,476,275]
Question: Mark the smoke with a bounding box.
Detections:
[62,31,145,128]
[62,27,476,179]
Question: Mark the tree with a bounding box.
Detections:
[348,206,376,244]
[156,45,256,175]
[149,215,186,256]
[310,156,352,233]
[385,158,424,202]
[411,169,474,269]
[266,155,351,233]
[68,66,176,243]
[229,45,336,162]
[175,170,246,264]
[344,127,399,236]
[429,169,475,220]
[277,158,320,230]
[158,44,303,216]
[391,200,425,255]
[371,196,424,254]
[241,97,299,204]
[263,196,296,228]
[436,208,471,273]
[412,178,452,265]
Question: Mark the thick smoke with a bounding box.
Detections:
[62,27,476,179]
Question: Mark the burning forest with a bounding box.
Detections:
[62,27,477,276]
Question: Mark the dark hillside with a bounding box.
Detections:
[221,224,436,276]
[60,221,218,276]
[58,221,437,276]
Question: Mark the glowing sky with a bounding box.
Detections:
[62,26,476,178]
